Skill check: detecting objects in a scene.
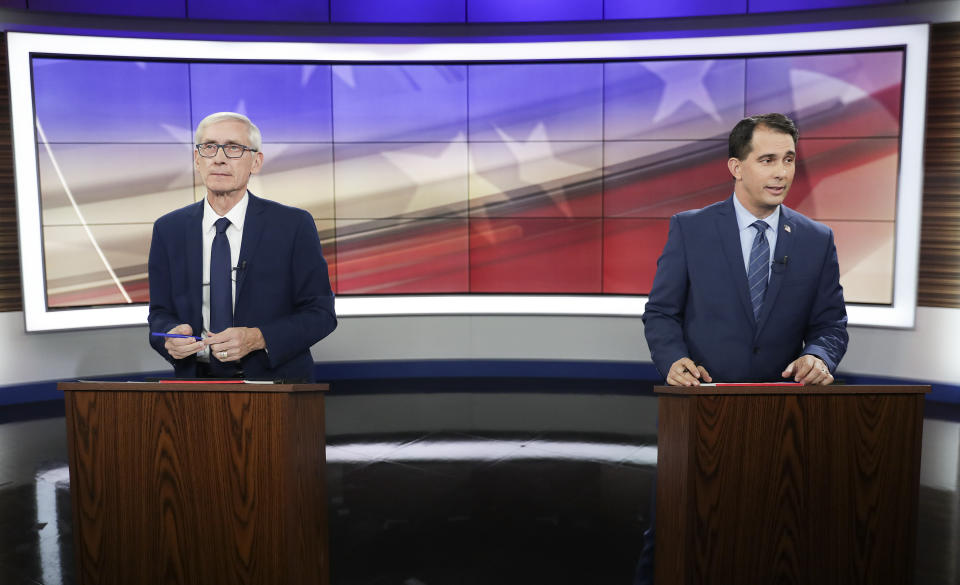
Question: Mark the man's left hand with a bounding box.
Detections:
[205,327,266,363]
[782,354,833,385]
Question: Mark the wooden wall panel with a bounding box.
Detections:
[919,22,960,308]
[0,35,21,313]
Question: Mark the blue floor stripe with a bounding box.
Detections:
[1,361,956,407]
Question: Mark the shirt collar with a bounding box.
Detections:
[203,191,249,233]
[732,193,780,233]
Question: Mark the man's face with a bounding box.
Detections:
[727,125,796,219]
[194,119,263,199]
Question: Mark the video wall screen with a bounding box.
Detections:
[9,27,928,330]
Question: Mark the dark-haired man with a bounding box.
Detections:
[148,112,337,381]
[634,114,849,584]
[643,112,848,386]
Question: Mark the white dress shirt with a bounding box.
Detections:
[201,192,248,345]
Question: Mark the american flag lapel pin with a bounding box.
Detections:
[784,225,791,233]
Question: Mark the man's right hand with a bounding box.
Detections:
[667,357,713,387]
[164,324,204,360]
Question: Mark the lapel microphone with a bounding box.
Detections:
[771,256,788,273]
[232,262,248,291]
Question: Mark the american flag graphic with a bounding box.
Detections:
[32,50,901,308]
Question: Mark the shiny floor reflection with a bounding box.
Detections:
[0,386,958,585]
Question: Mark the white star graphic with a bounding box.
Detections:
[379,135,468,215]
[333,66,357,88]
[471,123,596,217]
[643,61,722,124]
[494,123,593,186]
[154,123,196,190]
[789,68,869,113]
[159,123,192,143]
[301,64,318,87]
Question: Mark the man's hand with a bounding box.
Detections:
[782,354,833,385]
[667,357,713,387]
[205,327,266,363]
[164,324,204,360]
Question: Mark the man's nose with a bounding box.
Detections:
[773,160,787,178]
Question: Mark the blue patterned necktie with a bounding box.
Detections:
[747,220,770,321]
[210,217,233,335]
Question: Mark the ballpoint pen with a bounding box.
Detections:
[151,332,202,341]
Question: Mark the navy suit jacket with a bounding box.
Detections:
[148,192,337,381]
[642,196,848,383]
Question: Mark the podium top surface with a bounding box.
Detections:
[58,381,330,393]
[654,384,930,396]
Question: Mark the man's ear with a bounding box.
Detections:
[727,157,741,181]
[250,151,264,175]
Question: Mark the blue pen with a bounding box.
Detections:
[152,332,202,341]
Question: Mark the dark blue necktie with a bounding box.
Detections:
[747,220,770,321]
[210,217,233,334]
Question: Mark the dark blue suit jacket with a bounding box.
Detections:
[148,192,337,381]
[642,196,848,383]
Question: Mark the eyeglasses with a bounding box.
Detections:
[196,143,257,158]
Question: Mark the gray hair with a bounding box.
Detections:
[194,112,262,152]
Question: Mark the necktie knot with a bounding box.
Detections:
[751,220,766,235]
[215,217,231,234]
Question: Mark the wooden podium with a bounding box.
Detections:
[59,381,330,585]
[654,384,929,585]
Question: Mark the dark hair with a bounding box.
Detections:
[728,113,799,160]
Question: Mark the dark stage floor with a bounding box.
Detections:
[0,381,957,584]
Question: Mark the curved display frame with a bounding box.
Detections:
[9,25,928,331]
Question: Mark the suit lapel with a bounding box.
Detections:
[236,192,265,303]
[716,198,756,325]
[755,206,796,336]
[186,201,204,333]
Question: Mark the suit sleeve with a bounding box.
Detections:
[147,222,185,365]
[799,228,848,373]
[642,215,692,379]
[257,211,338,367]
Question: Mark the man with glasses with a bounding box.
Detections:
[148,112,337,381]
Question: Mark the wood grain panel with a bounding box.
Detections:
[654,393,692,585]
[920,22,960,308]
[655,386,927,585]
[806,393,924,585]
[690,395,809,584]
[63,384,329,585]
[0,35,21,312]
[285,392,328,584]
